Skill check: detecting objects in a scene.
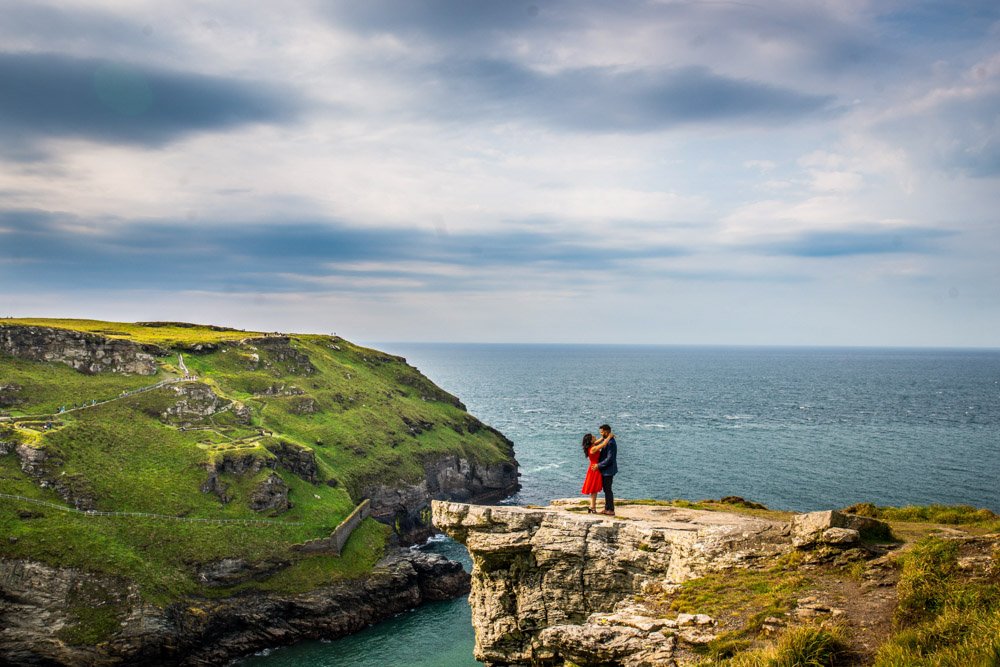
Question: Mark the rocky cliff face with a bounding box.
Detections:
[0,326,160,375]
[364,451,520,544]
[0,550,469,666]
[432,500,888,667]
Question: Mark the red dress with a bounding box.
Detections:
[581,448,603,494]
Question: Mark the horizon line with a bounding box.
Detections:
[367,341,1000,352]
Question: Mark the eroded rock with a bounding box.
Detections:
[362,452,520,544]
[160,382,228,424]
[433,501,790,666]
[249,472,291,513]
[0,325,160,375]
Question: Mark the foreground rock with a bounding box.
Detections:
[0,550,469,666]
[433,500,890,667]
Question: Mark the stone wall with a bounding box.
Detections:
[295,499,372,555]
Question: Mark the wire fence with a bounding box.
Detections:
[0,492,303,526]
[9,377,186,422]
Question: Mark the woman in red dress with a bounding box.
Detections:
[580,433,607,513]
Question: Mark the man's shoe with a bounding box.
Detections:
[600,510,615,516]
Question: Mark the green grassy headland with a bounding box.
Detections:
[1,318,513,610]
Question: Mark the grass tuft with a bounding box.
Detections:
[873,535,1000,666]
[696,623,850,667]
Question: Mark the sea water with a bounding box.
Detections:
[240,345,1000,666]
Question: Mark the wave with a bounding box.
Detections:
[526,462,563,473]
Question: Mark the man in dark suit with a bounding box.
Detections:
[595,423,617,515]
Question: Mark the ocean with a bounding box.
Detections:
[240,344,1000,666]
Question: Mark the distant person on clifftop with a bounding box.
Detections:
[580,433,607,513]
[595,424,617,515]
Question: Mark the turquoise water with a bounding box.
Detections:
[239,537,479,667]
[241,345,1000,666]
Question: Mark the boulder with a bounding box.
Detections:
[790,510,890,548]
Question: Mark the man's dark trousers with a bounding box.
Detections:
[601,474,615,512]
[597,435,618,513]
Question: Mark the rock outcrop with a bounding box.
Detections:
[433,500,889,667]
[12,443,96,510]
[264,440,319,482]
[364,451,520,544]
[0,550,470,666]
[249,472,292,513]
[0,325,160,375]
[160,382,228,424]
[0,383,23,408]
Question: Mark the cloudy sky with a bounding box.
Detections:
[2,1,998,346]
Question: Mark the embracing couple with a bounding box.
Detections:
[580,424,618,516]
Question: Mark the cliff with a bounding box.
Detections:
[0,549,468,666]
[0,318,518,665]
[433,499,896,667]
[0,325,161,375]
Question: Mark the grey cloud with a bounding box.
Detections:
[329,0,892,77]
[0,210,687,294]
[0,52,298,151]
[424,59,836,131]
[0,3,158,51]
[752,227,954,258]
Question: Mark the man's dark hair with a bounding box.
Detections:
[599,424,611,432]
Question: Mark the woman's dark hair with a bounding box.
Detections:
[581,433,594,456]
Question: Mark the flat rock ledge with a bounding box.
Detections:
[432,500,888,667]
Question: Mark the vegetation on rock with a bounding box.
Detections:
[0,318,514,608]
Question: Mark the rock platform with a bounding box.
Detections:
[433,499,889,666]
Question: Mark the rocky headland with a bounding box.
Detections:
[433,499,982,667]
[0,319,519,665]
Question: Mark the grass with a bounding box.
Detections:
[682,508,1000,667]
[695,623,850,667]
[844,502,1000,534]
[666,554,812,648]
[0,353,162,415]
[2,318,259,347]
[2,318,516,607]
[872,536,1000,666]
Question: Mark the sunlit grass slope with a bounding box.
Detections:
[0,318,512,606]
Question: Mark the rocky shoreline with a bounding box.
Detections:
[0,549,470,666]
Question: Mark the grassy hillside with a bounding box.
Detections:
[0,319,513,608]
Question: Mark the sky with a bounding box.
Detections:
[1,1,998,346]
